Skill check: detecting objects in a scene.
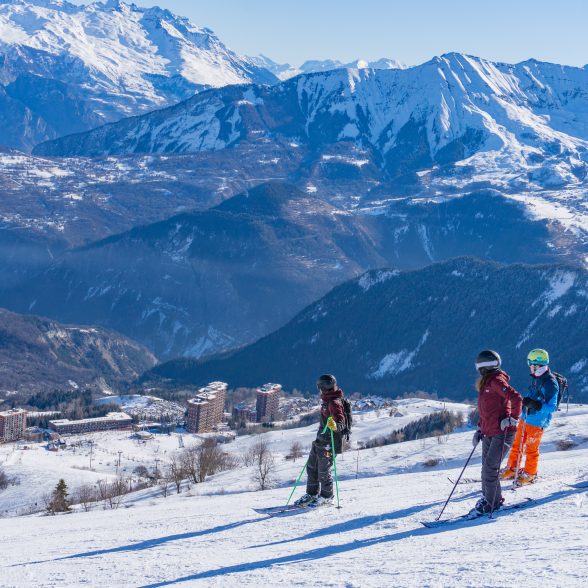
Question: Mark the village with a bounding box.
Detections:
[0,384,401,517]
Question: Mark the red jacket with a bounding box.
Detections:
[317,388,346,453]
[477,370,522,437]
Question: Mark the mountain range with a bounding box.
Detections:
[32,53,588,250]
[1,1,587,397]
[0,183,565,360]
[34,53,588,187]
[248,55,406,80]
[0,0,277,150]
[143,258,588,402]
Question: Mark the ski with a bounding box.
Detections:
[253,504,306,516]
[254,501,334,517]
[421,497,533,528]
[447,477,481,485]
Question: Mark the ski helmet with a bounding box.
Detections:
[475,350,501,373]
[317,374,337,390]
[527,348,549,366]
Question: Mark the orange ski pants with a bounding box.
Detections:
[507,421,544,476]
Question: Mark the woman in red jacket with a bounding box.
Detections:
[472,350,523,515]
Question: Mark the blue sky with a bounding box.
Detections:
[80,1,587,67]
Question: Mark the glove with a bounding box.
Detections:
[472,429,483,447]
[500,416,519,430]
[522,397,542,412]
[326,416,337,432]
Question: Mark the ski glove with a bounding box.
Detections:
[472,429,483,447]
[500,416,519,430]
[522,397,542,412]
[326,416,337,432]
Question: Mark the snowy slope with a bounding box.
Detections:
[1,402,588,586]
[34,53,588,176]
[0,0,277,149]
[0,398,469,516]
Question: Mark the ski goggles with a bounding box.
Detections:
[475,360,500,370]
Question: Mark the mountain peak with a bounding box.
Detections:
[214,182,308,215]
[0,0,278,150]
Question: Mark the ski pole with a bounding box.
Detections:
[330,428,341,509]
[512,409,527,490]
[322,422,341,508]
[435,439,479,521]
[286,459,309,505]
[489,431,509,518]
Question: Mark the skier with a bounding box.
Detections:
[294,374,346,507]
[500,348,559,485]
[472,350,522,514]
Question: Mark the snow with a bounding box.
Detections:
[2,402,588,586]
[0,0,275,121]
[370,331,430,379]
[256,56,407,81]
[546,271,577,302]
[358,269,398,292]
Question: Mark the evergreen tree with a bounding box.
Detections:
[48,479,70,514]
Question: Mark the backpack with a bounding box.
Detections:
[551,371,568,408]
[341,397,353,441]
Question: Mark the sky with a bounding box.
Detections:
[76,1,588,67]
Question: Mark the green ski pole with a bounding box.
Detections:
[286,459,308,505]
[326,425,341,509]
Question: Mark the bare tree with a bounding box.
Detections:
[159,477,170,498]
[72,484,97,512]
[288,441,304,462]
[167,455,185,494]
[96,478,126,510]
[180,446,200,484]
[192,440,232,483]
[0,467,8,490]
[0,466,18,491]
[250,437,275,490]
[133,465,150,479]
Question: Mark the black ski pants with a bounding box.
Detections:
[306,440,334,498]
[481,431,515,507]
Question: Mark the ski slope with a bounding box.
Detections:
[1,403,588,587]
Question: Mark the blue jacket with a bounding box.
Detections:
[522,370,559,429]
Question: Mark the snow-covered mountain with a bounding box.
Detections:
[249,54,406,80]
[35,53,588,193]
[146,257,588,402]
[0,0,277,150]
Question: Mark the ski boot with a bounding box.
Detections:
[499,467,516,480]
[315,495,334,507]
[516,471,537,486]
[294,493,318,506]
[471,496,504,516]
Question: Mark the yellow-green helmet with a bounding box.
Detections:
[527,348,549,366]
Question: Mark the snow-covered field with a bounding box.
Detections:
[0,399,468,515]
[1,401,588,586]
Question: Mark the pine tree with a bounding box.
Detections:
[48,479,70,514]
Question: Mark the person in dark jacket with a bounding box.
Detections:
[294,374,347,507]
[472,350,523,514]
[500,348,559,485]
